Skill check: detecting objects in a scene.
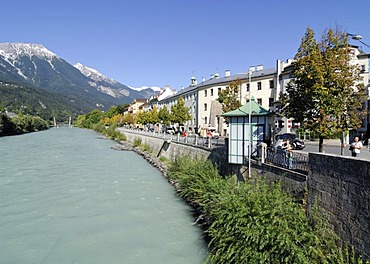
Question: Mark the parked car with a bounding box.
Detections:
[165,127,175,134]
[275,133,305,150]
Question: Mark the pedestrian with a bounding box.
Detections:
[281,139,293,169]
[263,136,272,148]
[350,136,363,157]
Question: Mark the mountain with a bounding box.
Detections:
[0,43,158,115]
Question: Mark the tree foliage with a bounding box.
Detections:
[280,27,365,151]
[217,79,242,115]
[170,96,191,126]
[0,109,49,136]
[0,82,81,122]
[158,107,171,125]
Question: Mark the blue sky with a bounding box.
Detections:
[1,0,369,89]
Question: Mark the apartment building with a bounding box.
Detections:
[153,67,277,136]
[148,45,369,138]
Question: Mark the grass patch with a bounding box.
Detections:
[133,138,142,147]
[140,143,151,152]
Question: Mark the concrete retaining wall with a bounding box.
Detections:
[123,131,229,174]
[308,153,370,259]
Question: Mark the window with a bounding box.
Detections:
[210,89,213,96]
[257,82,262,90]
[269,98,274,107]
[269,80,274,89]
[246,83,250,92]
[204,103,207,111]
[361,65,366,72]
[204,116,208,125]
[218,87,221,94]
[257,98,262,105]
[204,90,207,97]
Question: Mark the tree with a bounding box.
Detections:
[280,27,365,152]
[217,79,242,119]
[158,107,171,126]
[122,112,135,126]
[170,96,191,126]
[106,105,125,118]
[149,105,159,125]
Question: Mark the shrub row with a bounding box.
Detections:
[167,155,368,264]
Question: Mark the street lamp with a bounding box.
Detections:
[347,33,370,49]
[248,69,252,179]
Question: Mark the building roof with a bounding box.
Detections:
[159,68,277,102]
[222,97,273,117]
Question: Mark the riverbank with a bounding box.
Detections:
[112,133,370,263]
[113,140,169,176]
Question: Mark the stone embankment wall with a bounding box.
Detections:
[308,153,370,260]
[122,131,306,196]
[122,131,229,175]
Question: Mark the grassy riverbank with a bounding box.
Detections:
[166,156,368,264]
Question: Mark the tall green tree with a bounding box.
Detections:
[217,79,242,118]
[280,27,365,152]
[158,106,171,126]
[149,105,159,124]
[106,105,125,118]
[170,96,191,126]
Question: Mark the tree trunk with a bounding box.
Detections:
[340,131,344,155]
[319,136,324,152]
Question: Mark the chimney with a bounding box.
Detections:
[191,76,197,86]
[210,74,214,79]
[256,65,263,71]
[249,66,255,72]
[225,70,231,77]
[202,77,206,82]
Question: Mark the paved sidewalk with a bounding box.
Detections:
[305,139,349,147]
[304,139,370,159]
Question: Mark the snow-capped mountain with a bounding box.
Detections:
[0,42,159,112]
[74,62,132,98]
[74,63,117,85]
[129,86,162,92]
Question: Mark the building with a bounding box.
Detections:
[136,45,369,140]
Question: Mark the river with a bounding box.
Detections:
[0,127,207,264]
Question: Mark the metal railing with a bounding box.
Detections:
[264,147,309,173]
[118,127,308,172]
[117,127,224,149]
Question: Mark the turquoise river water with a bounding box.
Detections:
[0,127,207,264]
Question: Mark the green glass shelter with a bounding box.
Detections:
[222,98,273,164]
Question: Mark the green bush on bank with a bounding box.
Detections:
[91,123,126,142]
[0,110,49,136]
[167,156,368,264]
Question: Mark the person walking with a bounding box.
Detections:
[350,136,363,157]
[281,139,293,168]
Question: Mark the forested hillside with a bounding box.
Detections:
[0,82,86,122]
